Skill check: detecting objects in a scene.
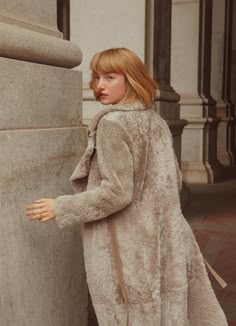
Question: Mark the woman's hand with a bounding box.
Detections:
[26,198,56,223]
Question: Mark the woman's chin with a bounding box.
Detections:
[99,99,113,105]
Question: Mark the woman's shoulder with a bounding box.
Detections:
[101,110,125,123]
[95,102,166,133]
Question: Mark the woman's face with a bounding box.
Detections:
[94,72,127,105]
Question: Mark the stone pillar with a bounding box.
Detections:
[231,0,236,109]
[171,0,222,183]
[211,0,234,166]
[224,0,236,164]
[0,1,88,325]
[57,0,70,40]
[146,0,189,205]
[146,0,186,162]
[231,4,236,163]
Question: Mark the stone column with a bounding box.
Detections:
[0,1,88,325]
[224,0,236,164]
[231,1,236,109]
[211,0,234,166]
[57,0,70,40]
[171,0,222,183]
[146,0,189,205]
[146,0,187,163]
[231,4,236,163]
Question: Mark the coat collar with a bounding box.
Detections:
[70,101,151,185]
[89,101,149,133]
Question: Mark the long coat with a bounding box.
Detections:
[55,102,228,326]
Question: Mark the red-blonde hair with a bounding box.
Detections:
[89,48,158,105]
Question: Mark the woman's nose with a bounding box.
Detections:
[97,78,105,89]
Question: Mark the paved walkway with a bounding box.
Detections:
[185,177,236,325]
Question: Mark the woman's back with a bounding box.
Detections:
[81,104,227,325]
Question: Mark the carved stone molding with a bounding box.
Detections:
[0,21,82,68]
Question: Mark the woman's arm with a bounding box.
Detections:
[54,117,134,228]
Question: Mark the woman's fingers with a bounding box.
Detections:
[39,216,53,223]
[38,210,55,222]
[25,198,56,223]
[30,211,48,219]
[26,203,44,211]
[34,198,48,204]
[26,208,47,216]
[29,214,41,220]
[26,198,48,210]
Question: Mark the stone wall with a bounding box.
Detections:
[0,1,88,325]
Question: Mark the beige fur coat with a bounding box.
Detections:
[55,102,228,325]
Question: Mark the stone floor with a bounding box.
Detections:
[184,176,236,325]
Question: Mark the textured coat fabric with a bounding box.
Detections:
[55,102,228,326]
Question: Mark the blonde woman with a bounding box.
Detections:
[26,48,228,325]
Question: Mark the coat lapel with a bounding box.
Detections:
[70,102,149,190]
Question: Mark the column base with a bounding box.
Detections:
[181,117,223,183]
[182,161,222,184]
[217,117,235,166]
[228,116,236,164]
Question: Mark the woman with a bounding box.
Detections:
[26,48,228,325]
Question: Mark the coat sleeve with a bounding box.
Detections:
[55,118,134,228]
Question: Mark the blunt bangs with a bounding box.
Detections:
[90,50,124,75]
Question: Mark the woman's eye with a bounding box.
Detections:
[93,75,100,80]
[107,76,114,80]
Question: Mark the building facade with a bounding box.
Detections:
[0,0,235,325]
